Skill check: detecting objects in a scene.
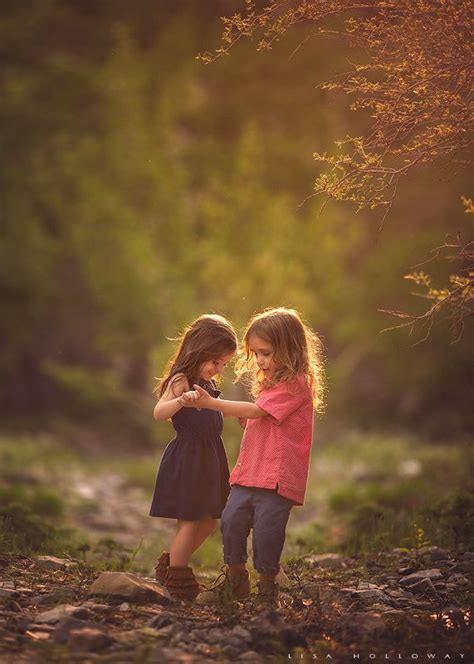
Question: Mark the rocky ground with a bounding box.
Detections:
[0,547,472,663]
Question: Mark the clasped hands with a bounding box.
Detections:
[178,384,210,409]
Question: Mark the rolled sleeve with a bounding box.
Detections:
[256,382,305,425]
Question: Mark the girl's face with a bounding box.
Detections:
[198,351,235,382]
[248,334,276,377]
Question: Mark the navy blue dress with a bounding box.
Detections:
[149,381,230,521]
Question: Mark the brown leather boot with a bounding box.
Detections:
[257,574,279,608]
[198,565,250,604]
[228,566,251,600]
[154,551,170,585]
[165,566,201,601]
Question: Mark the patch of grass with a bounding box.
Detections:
[0,499,85,556]
[340,503,409,554]
[334,486,474,555]
[422,489,474,551]
[0,434,78,478]
[286,522,330,557]
[307,433,474,555]
[0,438,89,556]
[193,529,225,570]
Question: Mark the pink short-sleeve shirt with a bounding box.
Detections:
[229,375,314,505]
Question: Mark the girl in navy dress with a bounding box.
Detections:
[150,314,237,600]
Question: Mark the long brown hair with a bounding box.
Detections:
[235,307,325,413]
[156,314,237,397]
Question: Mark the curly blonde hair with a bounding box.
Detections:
[235,307,325,414]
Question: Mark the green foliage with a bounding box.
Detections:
[334,484,474,555]
[422,490,474,551]
[0,502,55,554]
[0,497,78,556]
[0,1,472,443]
[310,434,474,555]
[287,522,329,556]
[342,503,400,554]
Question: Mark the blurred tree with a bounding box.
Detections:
[0,0,471,439]
[204,0,473,340]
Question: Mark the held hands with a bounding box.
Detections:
[179,384,212,409]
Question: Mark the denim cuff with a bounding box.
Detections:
[255,564,280,576]
[223,554,248,565]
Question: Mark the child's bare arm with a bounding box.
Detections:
[180,384,267,419]
[153,374,189,421]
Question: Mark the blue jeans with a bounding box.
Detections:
[221,485,293,576]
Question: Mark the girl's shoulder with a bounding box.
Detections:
[263,373,311,396]
[286,373,312,395]
[163,373,190,399]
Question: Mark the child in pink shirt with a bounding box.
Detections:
[180,307,325,604]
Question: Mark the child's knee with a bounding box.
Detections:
[221,504,247,534]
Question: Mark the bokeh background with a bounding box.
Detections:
[1,0,472,570]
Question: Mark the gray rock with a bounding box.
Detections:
[305,553,346,569]
[155,624,176,639]
[35,555,79,570]
[351,589,392,604]
[231,625,252,643]
[169,631,190,647]
[392,548,410,556]
[30,587,77,606]
[457,560,474,574]
[433,582,447,590]
[78,600,112,613]
[21,625,55,640]
[222,645,242,659]
[53,617,106,645]
[399,568,443,585]
[357,581,384,590]
[148,612,174,629]
[153,648,202,662]
[89,572,172,604]
[417,546,450,560]
[435,559,456,570]
[67,626,114,653]
[387,588,412,598]
[0,588,20,601]
[205,627,228,644]
[226,636,248,651]
[447,573,470,586]
[236,652,264,663]
[461,551,474,561]
[398,566,417,575]
[404,577,438,596]
[338,612,386,641]
[33,604,90,624]
[194,643,217,658]
[249,609,288,635]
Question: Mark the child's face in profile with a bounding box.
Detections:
[198,351,235,382]
[248,334,276,378]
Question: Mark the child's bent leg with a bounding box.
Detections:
[220,486,253,567]
[251,489,292,577]
[190,517,218,554]
[169,520,200,566]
